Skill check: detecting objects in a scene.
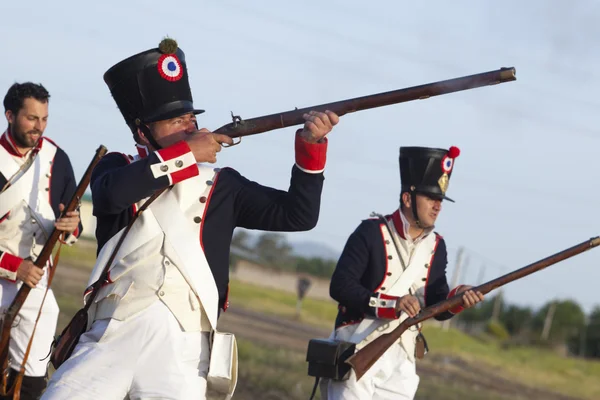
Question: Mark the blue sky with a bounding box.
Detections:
[1,0,599,313]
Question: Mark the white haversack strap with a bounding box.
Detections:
[207,331,238,400]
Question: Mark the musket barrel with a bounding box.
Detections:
[214,67,516,138]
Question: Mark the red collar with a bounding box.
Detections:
[391,209,407,240]
[0,129,43,158]
[136,144,150,158]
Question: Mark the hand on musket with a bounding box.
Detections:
[299,110,339,143]
[455,285,485,308]
[184,129,234,164]
[55,203,80,234]
[395,295,421,318]
[16,259,43,288]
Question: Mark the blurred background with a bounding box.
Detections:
[2,1,599,398]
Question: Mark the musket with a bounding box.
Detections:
[0,145,107,398]
[214,67,516,139]
[345,236,600,381]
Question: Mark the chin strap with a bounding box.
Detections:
[409,187,422,229]
[138,123,162,151]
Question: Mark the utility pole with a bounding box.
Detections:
[491,289,503,322]
[476,263,486,285]
[541,301,557,341]
[442,246,464,332]
[579,315,588,358]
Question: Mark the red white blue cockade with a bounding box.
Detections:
[157,54,183,82]
[441,146,460,173]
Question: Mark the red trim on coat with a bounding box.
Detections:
[199,170,220,253]
[422,234,441,304]
[373,223,390,293]
[337,318,364,329]
[198,169,224,310]
[391,209,407,240]
[0,212,9,224]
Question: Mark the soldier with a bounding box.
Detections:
[0,82,81,400]
[322,146,484,400]
[42,38,339,399]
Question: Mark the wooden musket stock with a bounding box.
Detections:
[345,236,600,381]
[214,67,516,138]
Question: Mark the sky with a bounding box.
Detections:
[1,0,599,313]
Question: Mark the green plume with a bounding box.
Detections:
[158,37,178,54]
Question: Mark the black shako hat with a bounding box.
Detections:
[103,37,204,133]
[399,146,461,202]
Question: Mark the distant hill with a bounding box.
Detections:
[232,228,341,261]
[289,240,340,261]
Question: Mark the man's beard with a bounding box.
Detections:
[10,123,42,149]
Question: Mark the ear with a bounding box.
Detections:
[5,110,14,125]
[401,192,412,209]
[136,127,151,147]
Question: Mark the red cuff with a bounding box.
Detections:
[374,293,400,319]
[0,252,22,282]
[155,141,199,184]
[157,140,192,161]
[448,285,465,314]
[294,130,328,173]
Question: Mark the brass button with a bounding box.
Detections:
[213,168,221,173]
[387,255,392,260]
[159,291,165,297]
[165,260,171,266]
[193,216,202,223]
[422,278,427,281]
[199,196,207,203]
[206,180,213,186]
[380,287,386,291]
[385,240,390,244]
[424,263,429,268]
[160,165,169,172]
[386,272,392,276]
[175,160,183,168]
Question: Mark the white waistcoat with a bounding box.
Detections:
[86,162,220,333]
[0,140,57,286]
[334,218,439,363]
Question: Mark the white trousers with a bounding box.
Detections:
[0,279,59,377]
[322,343,420,400]
[41,301,211,400]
